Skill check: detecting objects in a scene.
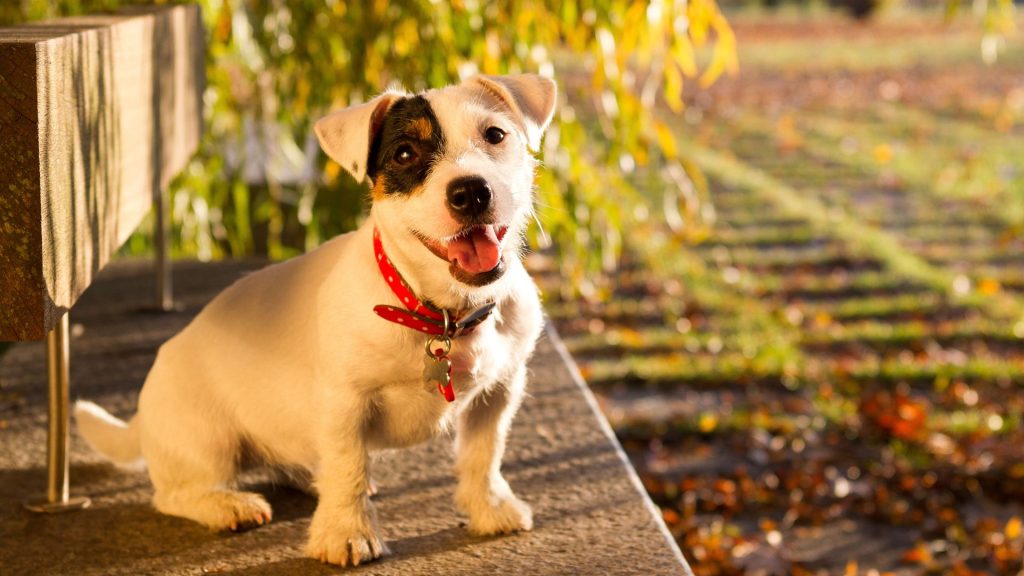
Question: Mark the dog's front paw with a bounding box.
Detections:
[305,509,387,567]
[462,493,534,536]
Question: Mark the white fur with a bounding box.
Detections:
[74,401,140,465]
[76,74,557,568]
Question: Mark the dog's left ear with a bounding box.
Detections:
[470,74,557,151]
[315,90,403,183]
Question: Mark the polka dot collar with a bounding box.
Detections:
[371,227,495,338]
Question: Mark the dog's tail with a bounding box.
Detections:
[74,401,142,465]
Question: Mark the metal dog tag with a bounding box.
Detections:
[423,355,451,385]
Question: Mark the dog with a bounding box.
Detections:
[74,73,557,566]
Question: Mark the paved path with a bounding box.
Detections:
[0,260,690,575]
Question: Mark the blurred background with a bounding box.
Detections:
[3,0,1024,573]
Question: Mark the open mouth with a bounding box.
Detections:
[416,224,509,276]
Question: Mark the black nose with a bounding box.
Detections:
[446,176,492,219]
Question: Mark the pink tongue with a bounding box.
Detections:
[448,225,502,274]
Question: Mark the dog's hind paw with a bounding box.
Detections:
[211,491,273,532]
[230,493,272,531]
[305,512,387,567]
[155,489,272,532]
[466,494,533,536]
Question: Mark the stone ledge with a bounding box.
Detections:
[0,259,692,575]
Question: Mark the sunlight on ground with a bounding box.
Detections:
[538,8,1024,575]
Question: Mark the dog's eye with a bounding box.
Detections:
[483,126,506,145]
[394,145,418,166]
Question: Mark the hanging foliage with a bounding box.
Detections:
[3,0,736,278]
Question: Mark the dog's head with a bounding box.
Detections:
[315,74,556,291]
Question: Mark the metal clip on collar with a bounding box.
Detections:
[424,309,452,359]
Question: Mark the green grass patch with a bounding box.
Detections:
[676,137,1024,323]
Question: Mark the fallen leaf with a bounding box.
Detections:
[1006,516,1022,540]
[699,413,719,433]
[901,543,932,565]
[873,143,893,164]
[662,508,680,525]
[978,278,1001,295]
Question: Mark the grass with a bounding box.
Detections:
[678,137,1024,322]
[540,8,1024,575]
[725,8,1024,69]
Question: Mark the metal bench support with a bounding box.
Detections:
[155,187,174,312]
[23,313,91,513]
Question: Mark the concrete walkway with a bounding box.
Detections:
[0,260,692,575]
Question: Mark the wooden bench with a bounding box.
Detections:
[0,5,204,512]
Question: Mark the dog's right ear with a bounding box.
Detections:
[315,92,402,183]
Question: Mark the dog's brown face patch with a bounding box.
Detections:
[367,96,445,196]
[409,117,433,140]
[370,174,389,201]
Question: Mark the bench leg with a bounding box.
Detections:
[23,313,91,513]
[155,187,174,312]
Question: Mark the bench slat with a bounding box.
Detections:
[0,5,204,341]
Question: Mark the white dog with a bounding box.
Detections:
[75,73,557,567]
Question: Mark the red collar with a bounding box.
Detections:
[372,227,494,337]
